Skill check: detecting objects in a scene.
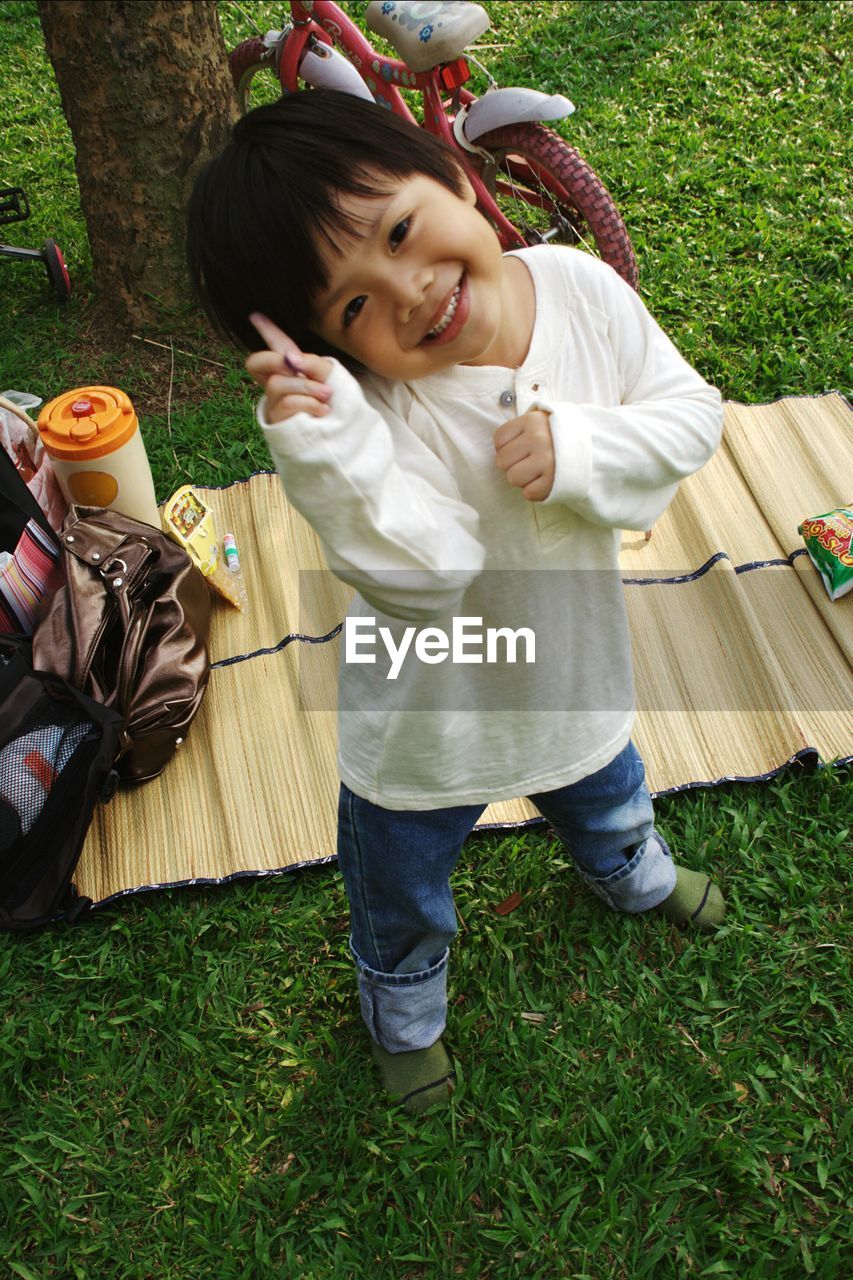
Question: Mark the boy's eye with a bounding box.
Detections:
[343,295,366,328]
[389,217,411,250]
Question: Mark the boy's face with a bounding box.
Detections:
[310,173,512,379]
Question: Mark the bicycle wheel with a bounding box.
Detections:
[230,37,281,113]
[469,122,638,290]
[42,239,71,303]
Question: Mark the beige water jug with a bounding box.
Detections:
[37,386,160,527]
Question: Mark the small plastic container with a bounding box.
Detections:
[221,532,248,609]
[36,386,160,527]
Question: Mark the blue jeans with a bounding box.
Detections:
[336,740,676,1053]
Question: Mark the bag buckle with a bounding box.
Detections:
[103,557,128,591]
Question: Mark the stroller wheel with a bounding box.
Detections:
[43,238,71,303]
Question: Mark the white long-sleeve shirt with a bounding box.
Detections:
[260,246,723,808]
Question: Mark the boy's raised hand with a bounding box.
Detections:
[493,409,556,502]
[246,312,334,424]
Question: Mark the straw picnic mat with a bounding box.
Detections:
[76,394,851,906]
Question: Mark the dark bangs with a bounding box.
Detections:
[186,90,467,361]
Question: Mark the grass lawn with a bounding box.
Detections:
[1,1,851,1276]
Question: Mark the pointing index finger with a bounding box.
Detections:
[249,311,305,372]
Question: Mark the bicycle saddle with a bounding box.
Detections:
[366,1,490,73]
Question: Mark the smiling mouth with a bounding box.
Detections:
[424,281,462,341]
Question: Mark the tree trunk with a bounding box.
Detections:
[37,0,238,333]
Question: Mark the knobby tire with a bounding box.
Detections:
[470,121,638,290]
[230,38,276,113]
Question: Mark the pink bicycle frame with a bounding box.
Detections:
[284,0,525,248]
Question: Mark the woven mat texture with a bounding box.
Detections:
[76,394,852,904]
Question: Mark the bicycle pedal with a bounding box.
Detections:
[0,187,30,227]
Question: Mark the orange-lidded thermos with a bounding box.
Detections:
[37,386,160,527]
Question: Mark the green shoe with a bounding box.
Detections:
[371,1038,455,1114]
[657,865,725,930]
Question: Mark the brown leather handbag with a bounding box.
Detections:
[32,505,211,782]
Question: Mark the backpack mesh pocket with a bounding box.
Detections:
[0,646,122,929]
[0,710,92,841]
[0,697,99,913]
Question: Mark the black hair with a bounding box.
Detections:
[186,89,468,362]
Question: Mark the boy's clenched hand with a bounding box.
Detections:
[493,409,555,502]
[246,312,333,423]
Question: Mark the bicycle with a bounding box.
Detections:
[0,186,71,303]
[228,0,638,289]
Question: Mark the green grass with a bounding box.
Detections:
[0,1,851,1276]
[1,769,851,1278]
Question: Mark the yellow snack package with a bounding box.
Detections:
[162,485,247,610]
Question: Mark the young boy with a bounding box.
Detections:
[187,90,725,1114]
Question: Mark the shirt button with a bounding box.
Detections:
[499,389,516,408]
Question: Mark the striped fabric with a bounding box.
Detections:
[0,519,61,635]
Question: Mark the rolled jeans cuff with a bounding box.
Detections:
[352,941,449,1053]
[574,831,676,914]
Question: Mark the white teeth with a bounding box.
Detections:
[426,283,461,339]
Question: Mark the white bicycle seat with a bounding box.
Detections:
[366,1,490,73]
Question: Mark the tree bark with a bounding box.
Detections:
[37,0,238,333]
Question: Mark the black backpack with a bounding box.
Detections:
[0,450,123,930]
[0,637,123,930]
